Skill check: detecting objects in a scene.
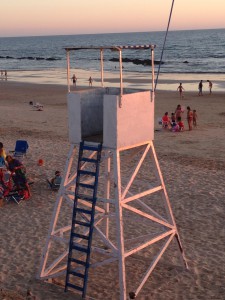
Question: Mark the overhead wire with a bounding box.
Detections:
[154,0,175,91]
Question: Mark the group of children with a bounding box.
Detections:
[162,104,197,132]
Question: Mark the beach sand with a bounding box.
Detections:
[0,80,225,299]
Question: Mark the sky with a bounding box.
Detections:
[1,0,225,37]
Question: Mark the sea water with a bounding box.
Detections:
[0,29,225,91]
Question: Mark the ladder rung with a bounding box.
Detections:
[81,157,97,163]
[74,220,91,227]
[77,193,95,202]
[82,144,100,151]
[72,244,90,253]
[69,258,88,266]
[66,282,84,292]
[72,232,90,240]
[69,270,85,278]
[76,207,92,215]
[78,170,96,176]
[79,183,95,189]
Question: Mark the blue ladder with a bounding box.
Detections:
[65,141,102,298]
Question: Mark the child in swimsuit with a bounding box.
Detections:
[187,106,193,131]
[193,110,197,127]
[177,83,184,99]
[162,112,170,129]
[177,117,184,131]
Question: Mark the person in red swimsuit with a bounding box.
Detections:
[162,112,170,129]
[177,116,184,131]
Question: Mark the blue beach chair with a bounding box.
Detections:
[12,140,29,158]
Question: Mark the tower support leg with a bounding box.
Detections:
[113,149,127,300]
[104,150,111,238]
[38,144,77,279]
[150,141,188,269]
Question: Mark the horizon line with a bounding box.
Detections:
[1,27,225,39]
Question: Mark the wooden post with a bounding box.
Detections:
[100,49,104,87]
[151,46,155,102]
[119,50,123,108]
[66,50,70,93]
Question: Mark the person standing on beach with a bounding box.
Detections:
[88,76,93,87]
[198,80,203,96]
[177,83,184,99]
[175,104,183,122]
[187,106,193,131]
[71,74,77,87]
[193,110,198,127]
[207,80,213,94]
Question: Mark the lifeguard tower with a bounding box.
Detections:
[38,45,188,299]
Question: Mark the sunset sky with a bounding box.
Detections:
[1,0,225,37]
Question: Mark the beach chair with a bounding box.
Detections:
[50,182,61,191]
[3,174,32,204]
[47,179,61,191]
[1,172,22,204]
[46,170,62,191]
[0,157,6,168]
[11,140,29,158]
[157,117,162,126]
[5,190,25,205]
[33,102,44,111]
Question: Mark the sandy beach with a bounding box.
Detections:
[0,79,225,300]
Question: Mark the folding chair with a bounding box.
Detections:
[157,117,162,126]
[51,183,61,191]
[5,190,25,205]
[33,102,44,111]
[47,171,62,191]
[4,181,31,204]
[11,140,29,158]
[47,179,61,191]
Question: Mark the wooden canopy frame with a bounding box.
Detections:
[65,45,156,103]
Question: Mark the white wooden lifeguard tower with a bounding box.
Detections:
[38,45,188,299]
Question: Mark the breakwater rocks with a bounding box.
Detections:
[109,57,164,66]
[0,56,61,61]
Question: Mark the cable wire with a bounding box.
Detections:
[154,0,175,91]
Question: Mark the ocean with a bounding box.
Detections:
[0,29,225,90]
